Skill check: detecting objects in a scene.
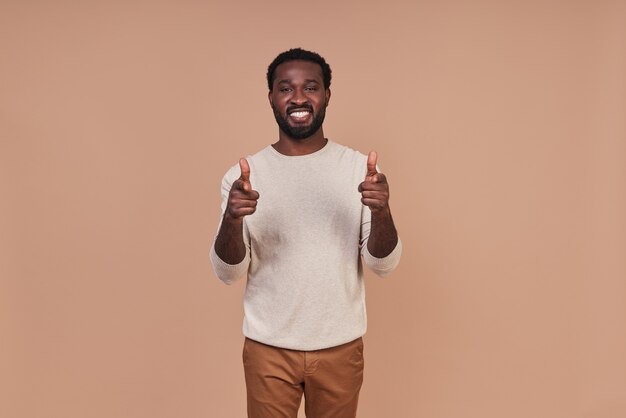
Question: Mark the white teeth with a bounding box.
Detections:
[290,111,310,118]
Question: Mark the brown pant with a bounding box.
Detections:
[242,337,364,418]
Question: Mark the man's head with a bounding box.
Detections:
[267,48,332,140]
[267,48,332,91]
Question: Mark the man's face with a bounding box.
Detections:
[269,60,330,140]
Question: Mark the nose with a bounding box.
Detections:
[290,89,308,105]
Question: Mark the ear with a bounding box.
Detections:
[325,88,331,106]
[268,90,273,107]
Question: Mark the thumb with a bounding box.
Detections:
[366,151,378,180]
[239,158,251,191]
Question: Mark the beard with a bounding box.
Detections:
[272,102,327,140]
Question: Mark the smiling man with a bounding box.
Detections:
[210,48,402,418]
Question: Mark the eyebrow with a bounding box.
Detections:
[277,79,321,85]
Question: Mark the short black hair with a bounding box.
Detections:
[267,48,332,91]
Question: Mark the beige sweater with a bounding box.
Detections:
[210,140,402,350]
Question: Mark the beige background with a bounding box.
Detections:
[1,1,625,417]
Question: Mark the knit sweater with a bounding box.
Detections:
[210,140,402,350]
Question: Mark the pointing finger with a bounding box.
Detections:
[239,158,251,191]
[239,158,250,181]
[367,151,378,177]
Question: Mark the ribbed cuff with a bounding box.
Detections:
[209,244,249,285]
[362,237,402,277]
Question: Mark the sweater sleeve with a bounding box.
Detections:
[359,202,402,278]
[209,167,251,285]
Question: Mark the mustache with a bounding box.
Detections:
[286,104,314,113]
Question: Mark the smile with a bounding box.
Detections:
[288,109,312,122]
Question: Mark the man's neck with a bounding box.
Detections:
[272,130,328,156]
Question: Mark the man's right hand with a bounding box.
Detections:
[225,158,260,221]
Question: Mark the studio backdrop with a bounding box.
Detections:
[1,1,625,417]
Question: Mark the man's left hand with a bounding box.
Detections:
[358,151,390,215]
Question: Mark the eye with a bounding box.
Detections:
[280,87,292,93]
[305,86,318,92]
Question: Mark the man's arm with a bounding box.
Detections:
[359,151,402,275]
[214,157,259,263]
[210,158,259,283]
[366,207,398,258]
[214,215,248,264]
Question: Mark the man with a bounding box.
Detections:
[210,48,402,418]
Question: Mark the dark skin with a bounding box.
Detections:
[214,60,398,264]
[359,150,399,258]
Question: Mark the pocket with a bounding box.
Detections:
[349,337,364,365]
